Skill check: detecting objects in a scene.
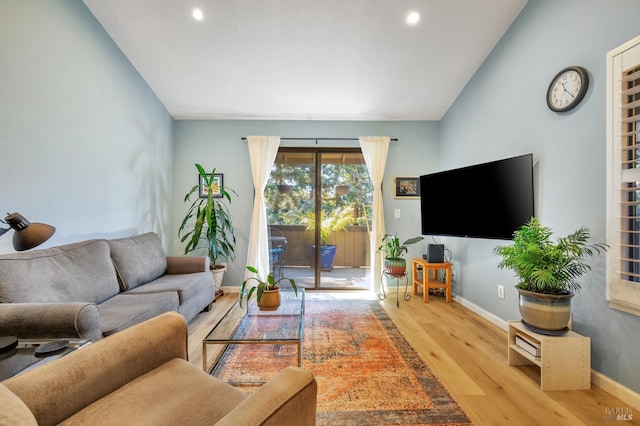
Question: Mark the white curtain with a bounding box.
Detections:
[246,136,280,280]
[359,136,390,294]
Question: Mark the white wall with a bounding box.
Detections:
[440,0,640,393]
[0,0,174,253]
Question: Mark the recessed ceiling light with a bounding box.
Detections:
[192,8,204,21]
[406,11,420,25]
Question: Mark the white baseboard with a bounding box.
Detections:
[453,294,508,331]
[454,295,640,409]
[592,370,640,410]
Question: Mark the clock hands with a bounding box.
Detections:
[561,81,575,99]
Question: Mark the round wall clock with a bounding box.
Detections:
[546,66,589,112]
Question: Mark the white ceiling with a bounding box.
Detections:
[82,0,528,121]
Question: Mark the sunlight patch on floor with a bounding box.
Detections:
[304,290,378,301]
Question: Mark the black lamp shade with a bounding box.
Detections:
[5,213,56,251]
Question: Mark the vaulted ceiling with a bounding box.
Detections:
[83,0,528,121]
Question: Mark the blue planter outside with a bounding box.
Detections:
[310,245,337,271]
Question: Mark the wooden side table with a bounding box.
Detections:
[411,258,452,303]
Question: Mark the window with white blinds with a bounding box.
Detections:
[606,35,640,316]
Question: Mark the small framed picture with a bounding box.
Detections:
[394,177,420,199]
[199,174,223,198]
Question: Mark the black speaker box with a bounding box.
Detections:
[423,244,445,263]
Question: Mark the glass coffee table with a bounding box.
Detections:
[202,288,305,371]
[0,338,91,381]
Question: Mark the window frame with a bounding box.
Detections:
[606,34,640,316]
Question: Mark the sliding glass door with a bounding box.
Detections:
[266,148,372,290]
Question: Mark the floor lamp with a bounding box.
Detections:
[0,212,56,251]
[0,212,56,354]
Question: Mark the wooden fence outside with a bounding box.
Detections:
[270,225,370,268]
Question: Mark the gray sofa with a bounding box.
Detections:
[0,232,214,341]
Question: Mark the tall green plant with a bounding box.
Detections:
[493,218,607,294]
[178,164,236,266]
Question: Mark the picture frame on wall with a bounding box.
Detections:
[199,174,223,198]
[394,177,420,199]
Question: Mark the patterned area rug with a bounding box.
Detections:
[211,299,471,425]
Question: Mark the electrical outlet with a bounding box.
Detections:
[498,284,505,299]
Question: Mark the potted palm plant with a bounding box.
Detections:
[178,164,236,298]
[378,233,424,276]
[239,266,298,310]
[493,218,607,334]
[303,207,355,271]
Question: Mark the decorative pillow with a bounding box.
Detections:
[108,233,167,291]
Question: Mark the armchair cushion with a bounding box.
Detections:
[60,359,249,425]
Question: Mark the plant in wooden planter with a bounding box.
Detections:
[239,266,298,311]
[377,233,424,276]
[494,217,607,334]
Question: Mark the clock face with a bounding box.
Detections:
[546,66,589,112]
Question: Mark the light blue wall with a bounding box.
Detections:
[440,0,640,393]
[0,0,174,253]
[172,120,439,285]
[4,0,638,395]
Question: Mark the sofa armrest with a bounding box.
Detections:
[216,366,318,426]
[0,303,103,341]
[2,312,188,426]
[165,256,210,274]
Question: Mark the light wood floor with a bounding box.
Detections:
[186,291,638,425]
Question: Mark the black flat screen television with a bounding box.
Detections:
[420,154,534,240]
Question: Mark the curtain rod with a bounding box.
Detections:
[241,137,398,143]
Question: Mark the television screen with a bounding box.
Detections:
[420,154,534,240]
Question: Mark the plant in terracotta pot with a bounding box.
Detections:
[239,266,298,311]
[377,233,424,276]
[178,164,236,298]
[493,217,607,334]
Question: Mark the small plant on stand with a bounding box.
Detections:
[377,233,424,276]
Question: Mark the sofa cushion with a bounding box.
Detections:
[98,292,179,336]
[126,273,211,306]
[126,272,215,322]
[59,359,248,426]
[0,240,120,304]
[108,233,167,291]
